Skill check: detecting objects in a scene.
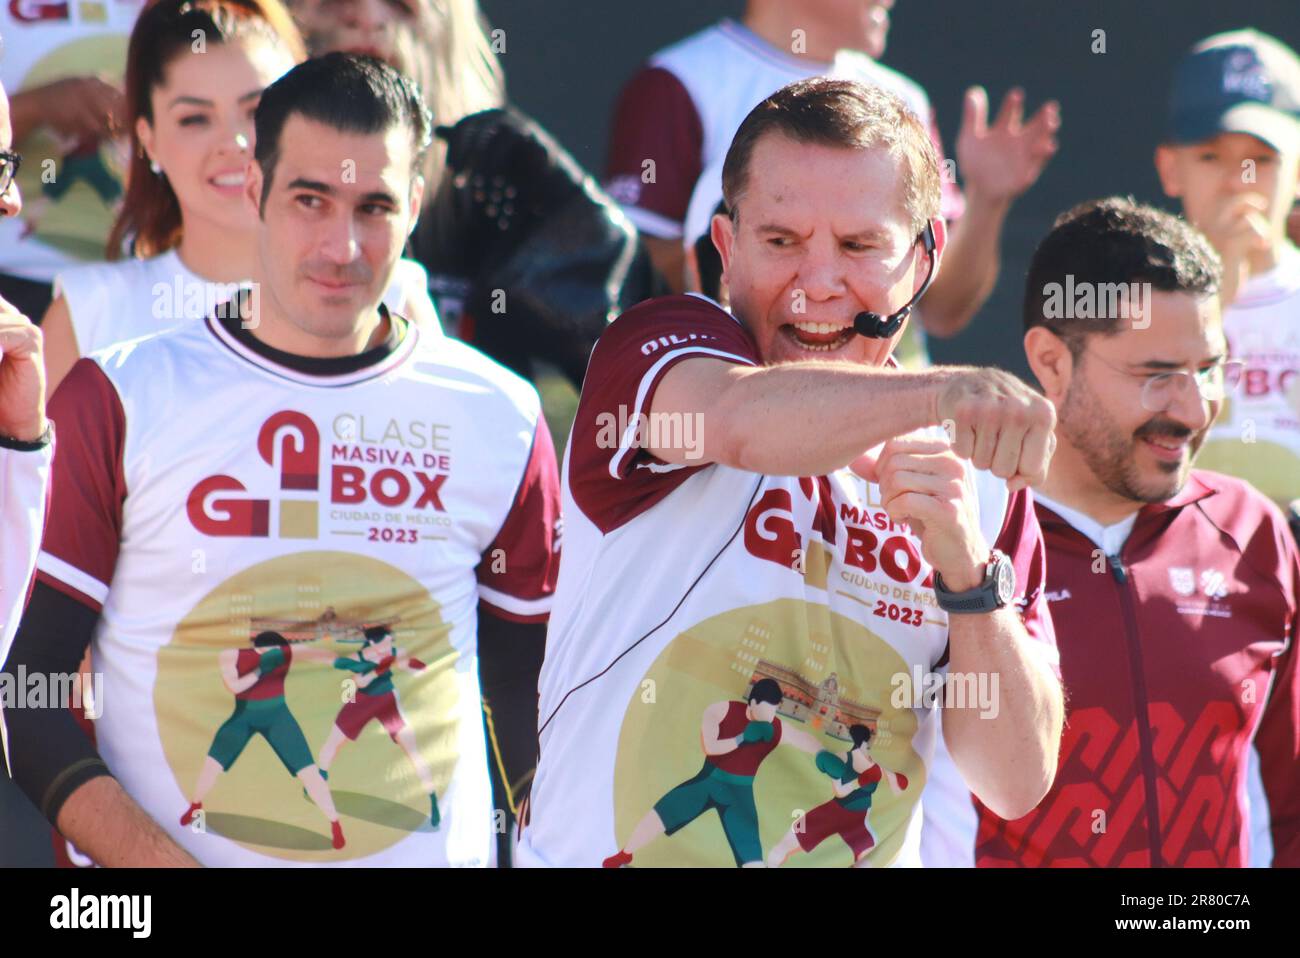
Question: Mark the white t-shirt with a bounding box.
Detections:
[603,20,963,371]
[55,252,440,357]
[606,19,962,244]
[516,294,1056,868]
[0,438,52,699]
[1197,241,1300,506]
[0,0,144,282]
[34,313,559,866]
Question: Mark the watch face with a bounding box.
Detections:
[994,553,1015,605]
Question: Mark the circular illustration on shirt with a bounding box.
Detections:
[610,598,923,868]
[16,35,132,258]
[1199,392,1300,502]
[156,551,458,861]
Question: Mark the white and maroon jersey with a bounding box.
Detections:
[35,311,559,867]
[0,0,145,283]
[922,476,1300,868]
[604,19,962,369]
[516,294,1056,868]
[1197,241,1300,507]
[56,252,440,358]
[0,438,52,689]
[605,19,963,244]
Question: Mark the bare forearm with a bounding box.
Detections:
[942,608,1062,820]
[56,777,200,867]
[920,194,1011,338]
[710,363,953,475]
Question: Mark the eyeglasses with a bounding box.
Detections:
[0,151,20,195]
[1085,349,1246,413]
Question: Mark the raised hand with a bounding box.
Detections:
[0,296,47,442]
[956,86,1060,205]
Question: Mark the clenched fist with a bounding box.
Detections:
[858,436,989,593]
[934,367,1056,492]
[0,296,47,442]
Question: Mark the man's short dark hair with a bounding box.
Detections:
[849,724,873,750]
[253,630,288,648]
[253,52,433,208]
[748,678,784,706]
[1023,197,1221,357]
[721,77,940,235]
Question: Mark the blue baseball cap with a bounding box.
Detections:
[1167,29,1300,155]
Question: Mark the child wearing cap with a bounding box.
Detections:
[1155,30,1300,518]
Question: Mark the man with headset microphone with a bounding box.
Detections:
[517,78,1063,868]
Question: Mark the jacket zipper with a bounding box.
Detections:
[1107,553,1165,867]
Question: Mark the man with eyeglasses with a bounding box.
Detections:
[921,197,1300,868]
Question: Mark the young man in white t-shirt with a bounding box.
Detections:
[605,0,1060,364]
[1155,30,1300,515]
[3,54,559,868]
[519,78,1064,869]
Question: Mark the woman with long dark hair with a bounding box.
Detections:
[40,0,436,396]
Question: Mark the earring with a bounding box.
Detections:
[150,159,162,175]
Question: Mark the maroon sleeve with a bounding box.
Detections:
[35,359,126,613]
[928,111,966,224]
[995,487,1059,678]
[476,415,561,624]
[603,65,705,238]
[235,648,258,677]
[568,296,760,534]
[1253,535,1300,866]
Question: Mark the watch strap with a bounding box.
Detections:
[0,422,52,451]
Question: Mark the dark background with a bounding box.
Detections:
[4,0,1299,866]
[482,0,1300,379]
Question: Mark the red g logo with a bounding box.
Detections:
[187,476,270,537]
[187,410,320,537]
[744,489,802,569]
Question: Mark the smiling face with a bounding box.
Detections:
[1055,290,1226,504]
[247,113,422,340]
[714,132,935,367]
[137,38,296,237]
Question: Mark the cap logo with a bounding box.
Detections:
[1222,50,1272,102]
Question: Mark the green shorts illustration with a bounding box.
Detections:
[208,696,314,775]
[653,761,761,866]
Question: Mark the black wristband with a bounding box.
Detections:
[0,421,52,451]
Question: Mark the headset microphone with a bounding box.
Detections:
[852,221,938,339]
